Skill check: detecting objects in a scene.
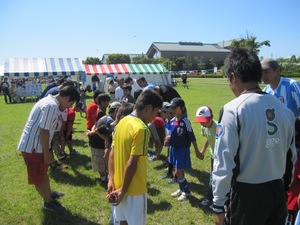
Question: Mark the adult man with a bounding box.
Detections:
[261,58,300,117]
[18,85,80,212]
[106,90,163,225]
[115,78,125,102]
[212,48,296,225]
[136,76,155,91]
[0,77,12,103]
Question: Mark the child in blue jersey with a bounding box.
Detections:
[166,97,202,201]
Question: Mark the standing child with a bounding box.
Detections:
[195,106,216,208]
[161,102,177,183]
[63,101,83,157]
[166,97,202,201]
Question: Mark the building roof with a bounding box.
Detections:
[147,42,230,55]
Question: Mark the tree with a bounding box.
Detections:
[198,56,206,70]
[230,31,270,54]
[106,54,131,64]
[82,57,102,64]
[206,58,216,69]
[131,54,153,64]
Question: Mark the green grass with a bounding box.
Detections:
[0,78,236,225]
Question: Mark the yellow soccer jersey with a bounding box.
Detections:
[112,115,150,196]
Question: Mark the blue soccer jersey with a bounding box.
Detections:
[168,116,196,148]
[263,76,300,117]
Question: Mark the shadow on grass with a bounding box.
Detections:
[42,209,100,225]
[147,198,172,214]
[49,153,95,187]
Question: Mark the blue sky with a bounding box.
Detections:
[0,0,299,68]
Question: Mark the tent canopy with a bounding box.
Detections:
[83,63,170,86]
[84,64,168,75]
[4,58,86,77]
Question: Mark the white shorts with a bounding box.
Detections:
[114,193,147,225]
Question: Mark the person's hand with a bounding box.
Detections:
[214,213,225,225]
[44,149,55,164]
[106,188,124,206]
[84,130,90,137]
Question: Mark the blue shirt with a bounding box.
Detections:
[263,76,300,117]
[168,116,196,148]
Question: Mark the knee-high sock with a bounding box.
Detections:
[178,176,190,193]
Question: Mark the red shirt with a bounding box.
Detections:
[288,158,300,211]
[152,116,165,129]
[86,101,98,129]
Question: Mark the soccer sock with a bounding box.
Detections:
[178,176,190,193]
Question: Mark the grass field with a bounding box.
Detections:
[0,78,236,225]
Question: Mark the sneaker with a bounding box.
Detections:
[51,191,65,200]
[162,173,173,179]
[209,204,213,210]
[43,200,66,212]
[70,149,80,157]
[178,192,191,201]
[158,161,168,168]
[57,153,67,160]
[169,177,177,184]
[200,198,212,207]
[149,155,158,161]
[171,189,182,197]
[50,161,62,171]
[147,149,155,157]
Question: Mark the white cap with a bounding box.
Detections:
[195,106,213,123]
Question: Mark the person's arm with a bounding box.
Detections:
[106,147,115,197]
[110,155,139,206]
[40,128,55,164]
[200,140,209,159]
[192,140,203,160]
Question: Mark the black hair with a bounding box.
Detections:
[116,102,134,120]
[59,85,80,102]
[134,89,163,111]
[134,89,142,100]
[93,90,102,101]
[224,47,262,83]
[136,76,146,82]
[97,93,111,104]
[124,77,133,84]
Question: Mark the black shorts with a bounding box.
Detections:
[226,179,286,225]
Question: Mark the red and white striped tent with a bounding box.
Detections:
[82,63,171,86]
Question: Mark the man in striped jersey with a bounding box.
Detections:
[18,85,80,212]
[261,58,300,117]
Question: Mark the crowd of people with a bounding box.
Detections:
[15,48,300,225]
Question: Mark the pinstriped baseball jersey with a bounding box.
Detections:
[212,92,296,208]
[18,95,59,153]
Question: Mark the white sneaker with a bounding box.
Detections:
[171,189,182,197]
[178,192,191,201]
